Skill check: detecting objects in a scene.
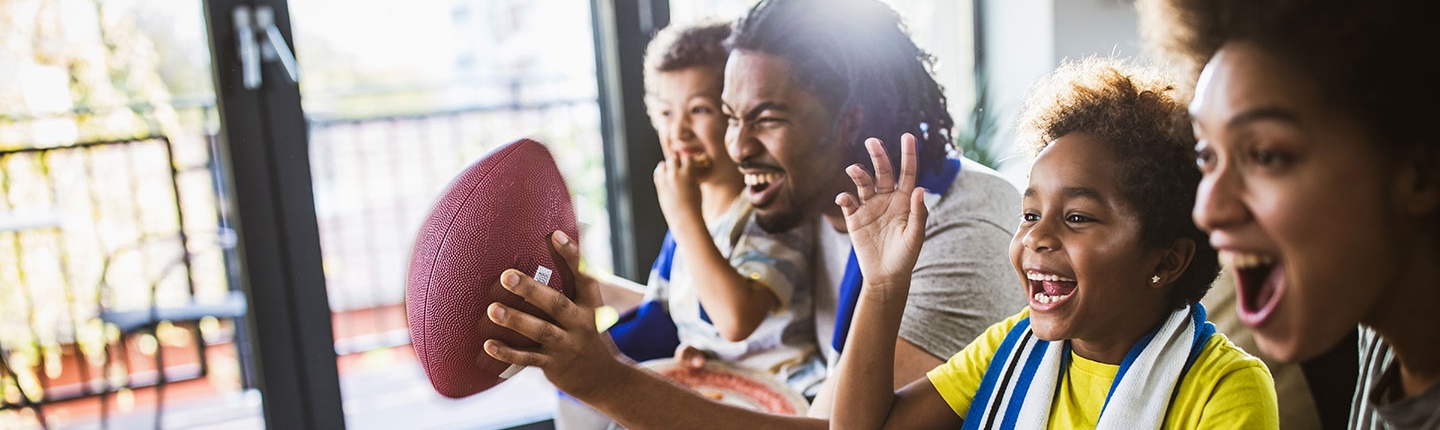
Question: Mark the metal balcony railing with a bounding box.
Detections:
[0,133,249,424]
[1,97,607,426]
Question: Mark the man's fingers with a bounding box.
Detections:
[484,339,549,368]
[553,231,582,275]
[551,231,602,310]
[490,302,569,346]
[499,269,579,325]
[846,163,876,201]
[865,138,895,193]
[897,133,919,191]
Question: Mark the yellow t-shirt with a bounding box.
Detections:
[926,308,1279,429]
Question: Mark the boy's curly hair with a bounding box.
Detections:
[1017,58,1218,310]
[643,21,732,88]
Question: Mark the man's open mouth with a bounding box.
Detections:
[743,171,781,191]
[742,171,784,207]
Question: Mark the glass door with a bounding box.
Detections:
[285,0,613,428]
[1,0,264,428]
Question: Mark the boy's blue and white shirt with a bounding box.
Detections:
[627,198,824,396]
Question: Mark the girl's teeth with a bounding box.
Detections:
[1025,272,1075,282]
[1032,291,1065,304]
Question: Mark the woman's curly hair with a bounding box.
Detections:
[1017,58,1218,310]
[1138,0,1439,152]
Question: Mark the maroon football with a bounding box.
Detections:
[406,138,579,398]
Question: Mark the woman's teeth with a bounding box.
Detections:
[1220,251,1276,269]
[744,172,781,186]
[1025,272,1076,282]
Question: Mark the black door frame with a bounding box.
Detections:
[592,0,670,281]
[203,0,344,428]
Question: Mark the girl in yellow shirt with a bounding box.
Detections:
[828,58,1279,429]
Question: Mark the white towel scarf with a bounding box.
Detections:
[960,303,1216,430]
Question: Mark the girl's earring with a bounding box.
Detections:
[1151,275,1161,284]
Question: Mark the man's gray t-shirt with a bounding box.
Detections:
[815,158,1024,365]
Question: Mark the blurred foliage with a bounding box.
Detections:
[0,0,230,416]
[0,0,185,147]
[954,72,1006,171]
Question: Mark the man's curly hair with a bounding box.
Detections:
[1017,58,1218,310]
[643,21,732,90]
[726,0,954,177]
[1138,0,1439,152]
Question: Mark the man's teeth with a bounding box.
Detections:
[1220,251,1276,269]
[1025,272,1076,282]
[1033,292,1066,304]
[744,172,781,186]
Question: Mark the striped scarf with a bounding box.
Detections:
[961,304,1215,429]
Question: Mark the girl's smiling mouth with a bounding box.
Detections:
[1026,270,1078,310]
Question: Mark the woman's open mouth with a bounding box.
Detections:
[1026,271,1077,310]
[1223,251,1284,327]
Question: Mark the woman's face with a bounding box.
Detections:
[646,66,735,180]
[1190,41,1409,362]
[1010,132,1170,359]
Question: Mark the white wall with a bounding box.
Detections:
[978,0,1144,185]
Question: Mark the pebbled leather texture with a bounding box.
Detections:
[405,138,579,398]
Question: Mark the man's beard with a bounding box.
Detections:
[752,120,845,234]
[754,206,805,233]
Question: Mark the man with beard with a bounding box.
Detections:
[483,0,1022,426]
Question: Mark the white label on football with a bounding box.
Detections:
[499,364,525,379]
[534,266,553,286]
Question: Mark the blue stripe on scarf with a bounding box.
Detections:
[962,317,1032,429]
[1100,321,1161,417]
[831,250,863,351]
[832,156,961,352]
[1184,303,1215,373]
[999,339,1051,428]
[1169,304,1216,404]
[1100,303,1216,419]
